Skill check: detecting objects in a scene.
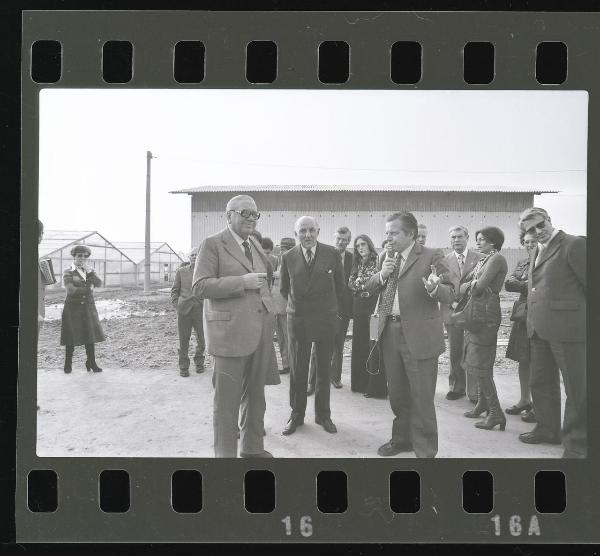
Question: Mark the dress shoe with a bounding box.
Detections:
[518,431,561,445]
[315,417,337,433]
[377,440,413,457]
[279,367,290,375]
[306,385,315,396]
[240,450,273,458]
[282,417,304,435]
[363,392,373,398]
[505,402,533,415]
[180,368,190,377]
[195,363,205,373]
[446,391,465,401]
[331,379,343,389]
[521,410,536,423]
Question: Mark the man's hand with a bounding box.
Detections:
[243,272,267,290]
[422,265,441,293]
[273,270,280,279]
[380,257,396,281]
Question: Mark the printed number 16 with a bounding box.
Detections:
[281,515,313,537]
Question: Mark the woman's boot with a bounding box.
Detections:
[464,380,488,418]
[64,345,74,374]
[85,343,103,372]
[475,377,506,430]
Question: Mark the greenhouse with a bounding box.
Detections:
[111,241,184,285]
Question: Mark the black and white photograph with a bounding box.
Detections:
[36,89,587,459]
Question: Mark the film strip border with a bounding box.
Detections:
[19,10,599,543]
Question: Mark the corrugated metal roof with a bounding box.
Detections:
[111,241,183,264]
[39,230,134,261]
[171,184,559,194]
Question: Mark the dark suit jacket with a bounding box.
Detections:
[171,263,203,315]
[338,250,354,318]
[279,242,345,343]
[366,243,455,360]
[527,230,586,343]
[440,249,483,324]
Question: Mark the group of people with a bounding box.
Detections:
[41,196,587,459]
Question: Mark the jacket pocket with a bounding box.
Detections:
[206,311,231,321]
[549,300,580,311]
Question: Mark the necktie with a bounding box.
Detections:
[306,249,313,265]
[458,253,464,274]
[377,255,402,336]
[242,240,253,266]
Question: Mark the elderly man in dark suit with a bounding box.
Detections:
[440,226,483,402]
[366,212,454,458]
[280,216,346,435]
[171,247,205,377]
[193,194,275,458]
[307,226,353,393]
[517,207,587,458]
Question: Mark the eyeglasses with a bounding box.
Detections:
[526,220,546,233]
[74,254,90,258]
[230,209,261,220]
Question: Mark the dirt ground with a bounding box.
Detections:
[37,286,564,458]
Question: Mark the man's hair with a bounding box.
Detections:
[385,211,418,239]
[335,226,351,237]
[417,224,428,231]
[449,225,469,236]
[38,219,44,236]
[226,194,255,212]
[475,226,505,251]
[261,237,274,251]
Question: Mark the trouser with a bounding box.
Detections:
[289,317,333,421]
[177,305,206,369]
[446,323,477,399]
[275,313,289,368]
[309,316,349,386]
[382,321,438,458]
[212,313,273,457]
[529,332,587,458]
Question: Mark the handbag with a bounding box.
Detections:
[450,285,493,332]
[510,299,527,322]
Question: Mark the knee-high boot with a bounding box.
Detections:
[464,379,489,418]
[475,376,506,431]
[64,345,74,373]
[85,343,102,372]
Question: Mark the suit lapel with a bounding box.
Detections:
[221,229,253,273]
[248,235,273,282]
[534,231,564,270]
[399,243,420,278]
[446,252,460,278]
[463,251,480,279]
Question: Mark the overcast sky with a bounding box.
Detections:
[39,89,587,254]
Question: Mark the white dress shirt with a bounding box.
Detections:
[535,228,559,266]
[228,225,253,257]
[380,241,415,316]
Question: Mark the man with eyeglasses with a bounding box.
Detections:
[193,195,275,458]
[517,207,586,458]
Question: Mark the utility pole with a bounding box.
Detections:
[144,150,155,292]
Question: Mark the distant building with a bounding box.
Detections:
[170,184,557,268]
[111,242,184,284]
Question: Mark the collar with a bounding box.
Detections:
[540,228,559,248]
[301,243,317,258]
[399,241,415,261]
[454,248,468,260]
[70,263,87,277]
[228,225,251,249]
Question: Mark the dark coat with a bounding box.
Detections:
[171,263,203,315]
[505,258,530,363]
[60,267,105,346]
[526,231,586,342]
[279,242,345,343]
[440,249,483,324]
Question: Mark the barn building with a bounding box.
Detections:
[170,185,556,269]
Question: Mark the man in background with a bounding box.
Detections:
[440,226,482,402]
[171,247,205,377]
[417,224,428,246]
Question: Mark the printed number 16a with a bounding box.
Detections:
[282,515,313,537]
[491,515,541,536]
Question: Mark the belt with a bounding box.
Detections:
[387,314,402,322]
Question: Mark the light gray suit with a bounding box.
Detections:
[441,249,483,399]
[193,228,275,457]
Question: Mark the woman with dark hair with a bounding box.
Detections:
[348,234,381,394]
[504,229,538,423]
[460,226,508,430]
[60,244,105,373]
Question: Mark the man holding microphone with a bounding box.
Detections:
[366,212,454,458]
